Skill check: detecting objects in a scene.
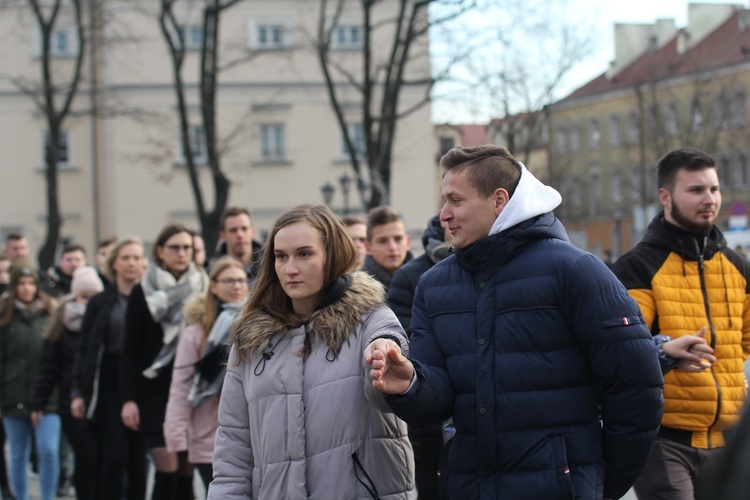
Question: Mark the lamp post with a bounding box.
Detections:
[338,173,352,214]
[320,182,335,207]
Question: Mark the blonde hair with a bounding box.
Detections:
[201,257,246,354]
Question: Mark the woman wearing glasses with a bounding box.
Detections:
[165,257,249,491]
[121,224,208,499]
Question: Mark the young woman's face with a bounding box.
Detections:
[112,243,144,283]
[210,266,249,304]
[273,222,327,316]
[15,276,37,304]
[156,232,193,275]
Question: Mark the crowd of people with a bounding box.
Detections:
[0,144,748,500]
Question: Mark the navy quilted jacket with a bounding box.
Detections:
[386,212,664,500]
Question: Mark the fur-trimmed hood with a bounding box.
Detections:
[184,293,207,326]
[233,271,385,356]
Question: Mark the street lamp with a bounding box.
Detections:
[320,182,335,207]
[338,173,352,214]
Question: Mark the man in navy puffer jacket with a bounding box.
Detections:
[365,144,664,500]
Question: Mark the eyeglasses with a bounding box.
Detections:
[217,278,247,286]
[165,244,192,253]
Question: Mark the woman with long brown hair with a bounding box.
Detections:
[208,204,414,499]
[0,261,58,500]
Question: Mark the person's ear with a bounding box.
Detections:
[658,187,671,210]
[493,188,510,216]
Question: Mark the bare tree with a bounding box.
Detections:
[317,0,473,210]
[2,0,88,268]
[158,0,242,254]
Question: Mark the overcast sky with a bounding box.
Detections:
[430,0,747,123]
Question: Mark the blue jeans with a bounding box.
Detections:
[3,415,61,500]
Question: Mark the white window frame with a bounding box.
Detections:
[42,130,71,168]
[341,123,365,158]
[555,125,566,154]
[248,19,293,50]
[179,24,203,51]
[629,166,642,202]
[737,154,750,187]
[568,122,580,152]
[611,169,622,204]
[627,111,639,144]
[691,98,704,134]
[608,114,620,146]
[31,23,79,58]
[332,24,363,50]
[665,101,679,137]
[733,89,747,127]
[588,117,600,149]
[260,123,286,162]
[178,125,208,165]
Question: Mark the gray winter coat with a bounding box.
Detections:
[208,273,416,500]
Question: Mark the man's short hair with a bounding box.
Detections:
[341,215,365,228]
[657,148,716,192]
[440,144,521,198]
[220,207,252,231]
[6,233,25,243]
[97,236,117,250]
[366,206,403,241]
[62,243,86,257]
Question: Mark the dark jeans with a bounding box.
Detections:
[634,435,724,500]
[409,427,444,499]
[60,414,99,500]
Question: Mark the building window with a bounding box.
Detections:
[646,166,657,202]
[260,124,286,162]
[719,156,731,192]
[569,123,580,152]
[34,25,78,58]
[691,98,703,133]
[334,25,362,49]
[733,90,747,127]
[713,92,728,129]
[588,118,600,149]
[341,123,365,157]
[738,154,749,187]
[555,125,566,153]
[42,130,71,167]
[570,175,583,208]
[646,104,659,138]
[179,24,203,51]
[589,168,602,216]
[257,24,285,49]
[439,136,454,156]
[629,166,642,202]
[611,169,622,204]
[180,125,207,165]
[627,111,639,144]
[665,101,679,137]
[608,114,620,146]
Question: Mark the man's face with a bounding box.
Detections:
[440,169,505,249]
[345,223,367,270]
[220,214,255,261]
[660,167,721,234]
[6,238,30,260]
[59,250,86,277]
[365,221,411,274]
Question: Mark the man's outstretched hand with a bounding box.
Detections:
[364,338,415,394]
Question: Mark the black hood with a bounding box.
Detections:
[421,214,444,250]
[641,212,725,261]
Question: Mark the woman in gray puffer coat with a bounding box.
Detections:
[208,204,415,500]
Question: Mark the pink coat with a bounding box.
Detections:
[164,322,220,464]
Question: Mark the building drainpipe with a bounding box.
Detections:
[88,0,100,245]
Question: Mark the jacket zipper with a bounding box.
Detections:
[696,238,722,449]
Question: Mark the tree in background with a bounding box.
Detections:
[158,0,243,255]
[1,0,88,268]
[317,0,474,210]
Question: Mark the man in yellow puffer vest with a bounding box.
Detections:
[614,147,750,500]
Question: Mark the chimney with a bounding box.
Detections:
[686,3,742,49]
[606,19,676,79]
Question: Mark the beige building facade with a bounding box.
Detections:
[548,3,750,258]
[0,0,436,258]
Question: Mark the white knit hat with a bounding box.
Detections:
[71,266,104,297]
